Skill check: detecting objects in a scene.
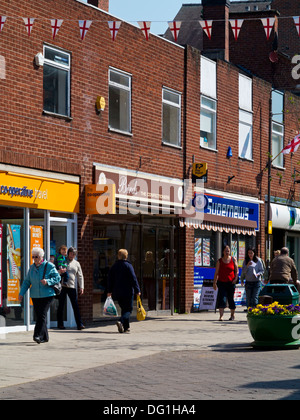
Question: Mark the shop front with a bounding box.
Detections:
[181,189,261,310]
[270,203,300,273]
[89,164,183,318]
[0,165,79,333]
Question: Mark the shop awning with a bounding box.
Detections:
[180,218,257,236]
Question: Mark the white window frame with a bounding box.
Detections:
[162,87,181,148]
[272,90,284,169]
[200,96,217,150]
[272,122,284,168]
[43,45,71,118]
[108,67,132,135]
[238,74,253,160]
[200,56,217,151]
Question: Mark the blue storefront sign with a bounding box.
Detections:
[193,193,259,231]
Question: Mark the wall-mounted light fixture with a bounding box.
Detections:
[96,96,106,112]
[226,146,233,159]
[34,52,44,67]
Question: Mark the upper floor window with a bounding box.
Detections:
[162,87,181,147]
[200,56,217,150]
[239,74,253,160]
[272,90,284,168]
[109,68,131,134]
[43,45,70,117]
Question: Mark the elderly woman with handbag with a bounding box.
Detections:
[18,247,60,344]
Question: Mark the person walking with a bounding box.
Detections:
[269,247,298,285]
[213,245,238,321]
[107,249,141,333]
[241,247,264,308]
[57,246,85,330]
[18,247,60,344]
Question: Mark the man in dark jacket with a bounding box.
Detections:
[269,247,298,285]
[107,249,141,333]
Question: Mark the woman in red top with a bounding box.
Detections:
[213,245,238,321]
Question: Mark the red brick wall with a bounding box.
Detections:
[0,0,186,319]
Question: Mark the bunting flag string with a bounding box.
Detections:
[168,21,181,42]
[1,14,300,42]
[51,19,63,39]
[138,21,151,40]
[199,20,213,40]
[229,19,244,41]
[260,18,275,40]
[0,16,6,32]
[23,18,35,36]
[108,21,121,41]
[79,20,92,40]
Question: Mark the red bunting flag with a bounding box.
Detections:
[138,21,151,40]
[108,21,121,41]
[168,21,181,42]
[79,20,92,40]
[229,19,244,40]
[261,18,275,40]
[51,19,63,39]
[293,16,300,36]
[199,20,213,40]
[0,16,6,32]
[23,18,35,36]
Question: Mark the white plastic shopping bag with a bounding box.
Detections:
[103,296,118,317]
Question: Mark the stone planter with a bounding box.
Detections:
[247,314,300,349]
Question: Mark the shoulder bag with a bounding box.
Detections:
[43,262,62,296]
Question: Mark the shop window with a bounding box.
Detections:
[43,45,71,117]
[109,68,131,134]
[194,230,217,268]
[0,207,25,327]
[162,87,181,147]
[231,234,256,268]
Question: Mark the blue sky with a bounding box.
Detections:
[108,0,241,35]
[108,1,204,35]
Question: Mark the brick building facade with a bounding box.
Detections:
[1,0,300,333]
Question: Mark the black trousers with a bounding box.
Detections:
[57,287,83,328]
[32,297,54,342]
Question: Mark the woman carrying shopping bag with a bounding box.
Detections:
[107,249,141,333]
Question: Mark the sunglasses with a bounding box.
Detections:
[32,256,40,259]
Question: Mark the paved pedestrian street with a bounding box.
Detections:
[1,309,300,401]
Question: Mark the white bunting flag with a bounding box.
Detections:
[79,20,92,40]
[23,18,35,36]
[293,16,300,36]
[199,20,213,40]
[261,18,275,40]
[51,19,63,39]
[108,21,121,41]
[168,21,181,42]
[0,16,6,32]
[229,19,244,40]
[138,21,151,40]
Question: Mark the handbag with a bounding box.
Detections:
[43,262,62,296]
[136,295,146,321]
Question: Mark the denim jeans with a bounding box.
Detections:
[216,281,236,310]
[118,296,133,331]
[245,281,261,307]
